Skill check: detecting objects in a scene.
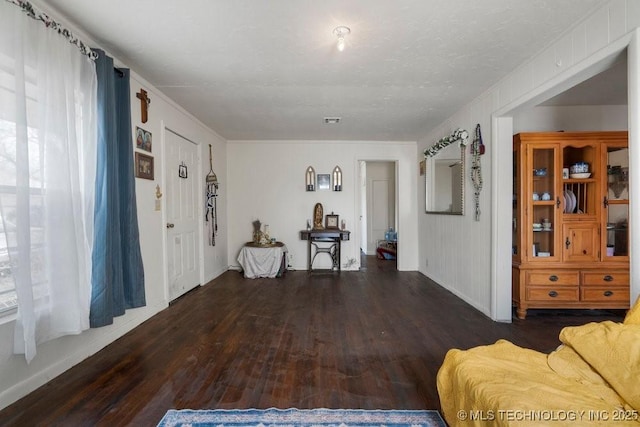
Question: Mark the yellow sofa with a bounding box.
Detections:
[437,298,640,426]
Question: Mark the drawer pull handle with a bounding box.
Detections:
[548,290,558,297]
[603,290,614,297]
[549,275,558,282]
[603,275,613,282]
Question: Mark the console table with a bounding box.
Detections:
[300,229,350,271]
[237,242,287,278]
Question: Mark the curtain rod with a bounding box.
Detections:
[5,0,98,60]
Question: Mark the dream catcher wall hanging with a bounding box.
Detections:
[205,144,219,246]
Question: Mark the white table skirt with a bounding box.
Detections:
[237,244,288,278]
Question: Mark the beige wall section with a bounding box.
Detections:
[418,0,639,321]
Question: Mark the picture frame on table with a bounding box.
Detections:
[325,213,339,229]
[135,152,154,180]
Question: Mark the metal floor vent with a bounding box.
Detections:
[324,117,341,124]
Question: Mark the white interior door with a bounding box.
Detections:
[165,129,200,301]
[371,179,390,252]
[359,161,367,253]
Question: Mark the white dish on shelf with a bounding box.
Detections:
[563,190,573,213]
[570,172,591,179]
[564,189,575,213]
[568,190,576,213]
[537,252,551,257]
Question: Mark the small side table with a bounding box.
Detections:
[300,229,350,271]
[237,242,287,278]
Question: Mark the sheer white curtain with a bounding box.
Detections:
[0,2,97,362]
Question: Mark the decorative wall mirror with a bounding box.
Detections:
[424,129,468,215]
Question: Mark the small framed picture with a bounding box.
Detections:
[178,163,188,179]
[317,174,330,190]
[135,152,154,180]
[325,214,339,229]
[135,126,152,152]
[419,160,426,176]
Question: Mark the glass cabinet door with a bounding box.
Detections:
[529,145,558,260]
[562,144,598,218]
[513,149,520,259]
[604,146,628,259]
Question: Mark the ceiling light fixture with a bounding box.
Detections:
[333,26,351,52]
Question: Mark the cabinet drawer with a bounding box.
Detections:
[581,271,629,286]
[581,287,629,302]
[527,286,579,302]
[526,271,579,286]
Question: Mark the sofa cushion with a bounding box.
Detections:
[559,321,640,410]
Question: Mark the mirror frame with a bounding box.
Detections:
[425,146,465,215]
[424,129,469,215]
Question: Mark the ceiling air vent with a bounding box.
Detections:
[324,117,341,124]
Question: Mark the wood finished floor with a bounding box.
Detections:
[0,256,625,426]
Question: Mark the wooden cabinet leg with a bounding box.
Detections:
[516,306,527,320]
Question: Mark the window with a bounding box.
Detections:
[0,121,46,316]
[1,0,98,362]
[0,50,45,318]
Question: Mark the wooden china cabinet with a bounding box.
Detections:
[512,131,629,319]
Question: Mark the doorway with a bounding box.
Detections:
[359,161,397,267]
[492,44,635,321]
[164,129,201,301]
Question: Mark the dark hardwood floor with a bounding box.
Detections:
[0,255,624,426]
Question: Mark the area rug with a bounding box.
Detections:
[157,408,446,427]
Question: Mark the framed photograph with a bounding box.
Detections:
[317,174,330,190]
[325,213,339,229]
[419,160,426,176]
[135,126,152,152]
[178,163,188,179]
[135,152,154,180]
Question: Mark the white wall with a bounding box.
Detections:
[418,0,640,320]
[0,2,228,409]
[227,141,417,271]
[514,105,628,132]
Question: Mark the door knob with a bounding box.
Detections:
[166,223,175,228]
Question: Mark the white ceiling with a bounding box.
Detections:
[42,0,609,141]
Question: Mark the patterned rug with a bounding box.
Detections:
[157,408,446,427]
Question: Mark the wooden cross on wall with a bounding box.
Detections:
[136,88,151,123]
